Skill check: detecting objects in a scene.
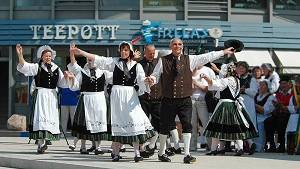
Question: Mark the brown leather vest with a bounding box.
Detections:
[139,58,162,100]
[161,54,193,98]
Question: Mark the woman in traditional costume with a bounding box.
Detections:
[254,79,275,152]
[69,41,154,162]
[16,44,67,154]
[202,63,258,156]
[65,43,113,155]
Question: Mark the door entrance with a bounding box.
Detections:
[0,61,9,129]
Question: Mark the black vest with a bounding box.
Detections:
[139,58,162,100]
[34,67,59,89]
[239,74,252,89]
[254,93,272,114]
[220,87,238,100]
[113,64,138,87]
[80,72,105,92]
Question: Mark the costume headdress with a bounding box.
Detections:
[36,45,56,60]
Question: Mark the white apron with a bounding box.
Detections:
[110,85,153,136]
[33,87,60,134]
[241,94,257,131]
[82,91,107,133]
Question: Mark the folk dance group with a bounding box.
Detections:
[16,38,299,164]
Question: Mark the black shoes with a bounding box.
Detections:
[158,154,171,162]
[80,148,89,154]
[112,155,121,162]
[120,147,126,153]
[35,140,51,145]
[205,150,218,156]
[145,145,156,156]
[45,140,52,145]
[224,147,234,152]
[140,151,151,158]
[169,147,181,154]
[265,147,276,153]
[111,153,123,159]
[217,149,226,155]
[165,148,175,156]
[234,149,244,156]
[249,143,257,155]
[37,144,48,154]
[69,145,76,151]
[87,146,96,152]
[200,144,207,148]
[95,149,105,155]
[183,155,196,164]
[134,156,143,162]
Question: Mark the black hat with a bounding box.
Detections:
[279,76,290,83]
[224,39,244,52]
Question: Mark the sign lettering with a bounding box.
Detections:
[30,25,120,40]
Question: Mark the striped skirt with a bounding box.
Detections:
[111,129,156,144]
[71,94,111,141]
[28,90,60,141]
[204,101,258,140]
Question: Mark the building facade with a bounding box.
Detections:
[0,0,300,127]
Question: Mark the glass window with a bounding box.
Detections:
[100,0,139,6]
[0,46,9,57]
[15,0,51,6]
[53,56,62,68]
[274,0,300,10]
[0,0,9,6]
[14,47,34,104]
[232,0,267,9]
[143,0,183,7]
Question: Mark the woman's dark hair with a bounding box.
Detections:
[225,57,235,64]
[252,66,262,73]
[41,49,52,57]
[119,43,134,59]
[237,61,249,73]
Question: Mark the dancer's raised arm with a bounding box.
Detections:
[16,44,25,66]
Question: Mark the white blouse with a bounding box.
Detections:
[92,56,150,95]
[209,76,240,99]
[150,50,224,84]
[68,63,113,91]
[256,93,276,116]
[245,77,261,98]
[264,72,280,94]
[17,61,67,88]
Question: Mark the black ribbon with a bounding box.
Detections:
[90,69,96,82]
[147,61,154,76]
[119,58,131,81]
[45,63,53,76]
[174,56,181,74]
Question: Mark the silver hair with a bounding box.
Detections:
[144,44,155,51]
[158,50,170,58]
[169,38,182,46]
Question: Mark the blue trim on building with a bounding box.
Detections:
[0,20,300,48]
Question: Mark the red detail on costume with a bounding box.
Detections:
[276,90,293,106]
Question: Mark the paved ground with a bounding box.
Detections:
[0,135,299,169]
